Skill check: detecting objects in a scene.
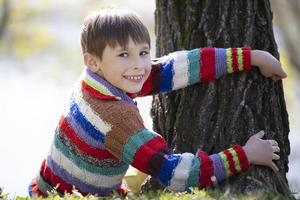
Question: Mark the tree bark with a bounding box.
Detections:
[149,0,290,195]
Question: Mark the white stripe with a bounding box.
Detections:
[171,51,189,90]
[167,153,194,192]
[73,88,112,135]
[50,144,125,188]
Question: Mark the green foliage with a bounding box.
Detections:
[0,0,54,57]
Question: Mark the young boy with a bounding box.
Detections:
[29,8,286,197]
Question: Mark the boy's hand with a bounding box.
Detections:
[243,131,280,172]
[251,50,287,81]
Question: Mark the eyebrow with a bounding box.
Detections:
[115,44,150,52]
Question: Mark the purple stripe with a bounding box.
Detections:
[215,48,227,79]
[86,69,135,105]
[46,156,121,196]
[65,112,103,149]
[210,154,227,183]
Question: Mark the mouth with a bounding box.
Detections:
[123,75,144,82]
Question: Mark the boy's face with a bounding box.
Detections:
[86,37,151,94]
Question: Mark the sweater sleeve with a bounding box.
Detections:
[104,104,250,192]
[139,47,251,96]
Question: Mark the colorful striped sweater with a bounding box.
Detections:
[30,47,251,197]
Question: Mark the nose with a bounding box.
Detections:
[132,56,144,70]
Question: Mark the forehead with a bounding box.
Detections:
[109,38,150,51]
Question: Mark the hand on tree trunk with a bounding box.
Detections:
[243,131,280,172]
[251,50,287,80]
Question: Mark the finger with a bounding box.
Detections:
[272,146,280,153]
[270,162,279,172]
[275,70,287,79]
[273,74,284,80]
[279,67,287,78]
[268,140,278,146]
[272,76,281,81]
[272,153,280,160]
[254,130,265,139]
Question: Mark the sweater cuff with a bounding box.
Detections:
[215,145,250,179]
[233,144,250,172]
[223,47,252,74]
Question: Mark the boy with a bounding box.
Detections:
[29,8,286,197]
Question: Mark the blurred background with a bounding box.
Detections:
[0,0,299,197]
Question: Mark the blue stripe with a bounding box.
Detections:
[160,58,174,92]
[210,154,226,182]
[28,183,33,197]
[47,156,121,196]
[69,99,105,145]
[215,48,227,79]
[157,154,181,186]
[65,112,104,149]
[188,48,200,85]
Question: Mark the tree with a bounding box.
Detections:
[148,0,290,195]
[0,0,9,40]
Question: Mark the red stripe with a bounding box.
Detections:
[231,48,239,72]
[151,62,162,94]
[197,151,213,188]
[58,116,116,160]
[81,81,117,100]
[140,69,153,96]
[242,47,252,71]
[132,136,167,173]
[233,145,250,172]
[40,159,88,195]
[200,48,216,82]
[223,149,237,175]
[140,61,162,96]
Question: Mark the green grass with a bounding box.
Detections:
[1,187,298,200]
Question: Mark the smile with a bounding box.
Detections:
[123,75,143,81]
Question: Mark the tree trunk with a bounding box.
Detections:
[149,0,290,195]
[0,0,9,40]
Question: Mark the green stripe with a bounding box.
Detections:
[226,48,233,74]
[219,152,231,177]
[37,174,63,196]
[237,48,243,71]
[84,77,112,96]
[54,135,128,175]
[229,148,241,172]
[186,156,200,189]
[187,48,200,85]
[122,129,157,164]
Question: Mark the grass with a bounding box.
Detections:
[1,187,298,200]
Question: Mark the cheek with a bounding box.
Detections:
[145,61,152,73]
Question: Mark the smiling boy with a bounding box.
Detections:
[29,8,285,197]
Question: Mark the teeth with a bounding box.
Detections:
[124,75,143,80]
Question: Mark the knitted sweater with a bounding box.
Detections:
[30,47,251,197]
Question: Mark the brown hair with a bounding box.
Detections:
[80,8,151,60]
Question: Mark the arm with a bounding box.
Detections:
[104,106,250,192]
[108,127,249,191]
[139,48,287,97]
[139,47,252,96]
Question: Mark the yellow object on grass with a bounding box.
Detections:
[124,165,148,194]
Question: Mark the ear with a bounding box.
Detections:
[83,53,101,73]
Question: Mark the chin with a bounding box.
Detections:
[124,86,142,94]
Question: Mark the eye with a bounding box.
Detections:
[118,52,129,57]
[140,51,149,56]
